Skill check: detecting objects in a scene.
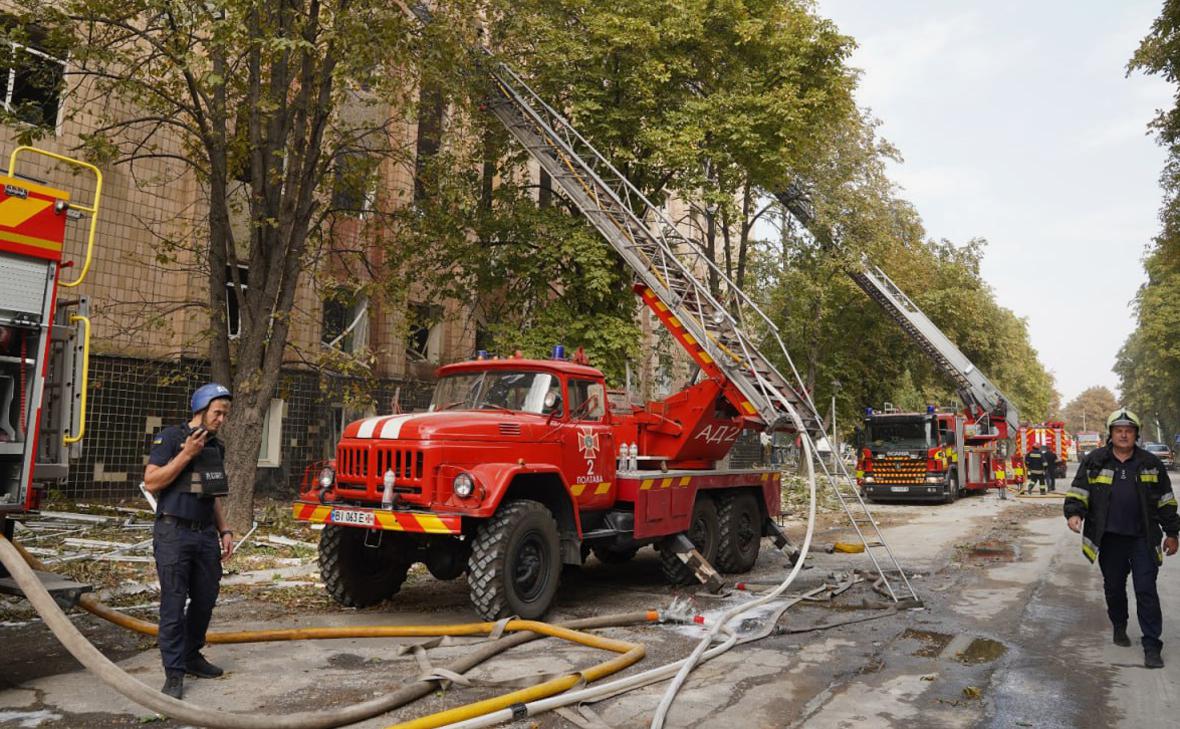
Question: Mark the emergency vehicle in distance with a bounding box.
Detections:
[855,404,1008,503]
[1014,421,1069,480]
[1076,431,1103,460]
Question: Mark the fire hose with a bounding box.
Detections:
[1,535,655,729]
[438,423,824,729]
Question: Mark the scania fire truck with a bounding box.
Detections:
[850,264,1020,503]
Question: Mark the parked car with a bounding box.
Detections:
[1145,442,1175,470]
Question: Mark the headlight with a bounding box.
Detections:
[863,476,875,483]
[318,467,335,489]
[453,473,475,498]
[926,476,942,483]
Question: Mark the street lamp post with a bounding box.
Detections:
[831,379,842,470]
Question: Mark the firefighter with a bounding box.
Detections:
[1024,447,1046,494]
[143,384,236,699]
[1043,445,1059,491]
[1064,408,1179,669]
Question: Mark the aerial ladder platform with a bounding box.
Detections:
[848,264,1020,438]
[462,52,918,605]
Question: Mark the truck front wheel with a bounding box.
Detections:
[659,495,720,585]
[319,525,411,608]
[468,500,561,620]
[716,491,762,572]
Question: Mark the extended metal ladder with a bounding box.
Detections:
[481,63,918,605]
[848,264,1020,435]
[483,63,824,436]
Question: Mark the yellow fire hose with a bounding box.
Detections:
[4,536,652,728]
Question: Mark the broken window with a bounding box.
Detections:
[406,303,442,363]
[321,286,368,354]
[0,20,64,129]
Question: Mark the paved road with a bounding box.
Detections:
[3,467,1180,727]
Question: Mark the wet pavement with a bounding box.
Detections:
[3,464,1180,728]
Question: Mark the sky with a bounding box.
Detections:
[815,0,1174,405]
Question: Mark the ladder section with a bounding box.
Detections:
[824,464,920,605]
[484,63,823,435]
[849,264,1019,435]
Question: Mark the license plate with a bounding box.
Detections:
[890,486,909,493]
[330,509,374,526]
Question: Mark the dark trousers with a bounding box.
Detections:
[1098,533,1162,650]
[153,519,222,675]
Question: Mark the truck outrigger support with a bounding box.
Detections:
[664,533,725,593]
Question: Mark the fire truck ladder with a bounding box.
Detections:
[483,64,918,605]
[848,263,1020,436]
[484,63,822,437]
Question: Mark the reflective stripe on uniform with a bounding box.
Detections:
[1141,473,1159,483]
[1066,487,1090,506]
[1159,492,1177,508]
[1082,536,1099,562]
[1090,469,1114,485]
[1156,545,1165,565]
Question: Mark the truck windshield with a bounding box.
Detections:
[430,371,562,415]
[867,421,930,449]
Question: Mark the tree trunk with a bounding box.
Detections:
[221,390,267,533]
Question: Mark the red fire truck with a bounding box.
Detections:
[855,406,1010,502]
[292,62,829,619]
[1014,421,1068,481]
[0,147,100,602]
[848,265,1019,503]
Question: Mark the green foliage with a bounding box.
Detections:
[1121,5,1180,441]
[1060,386,1120,434]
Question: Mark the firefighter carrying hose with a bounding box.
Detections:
[143,384,236,699]
[1064,408,1179,669]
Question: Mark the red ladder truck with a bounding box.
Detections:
[0,147,101,604]
[294,43,918,618]
[850,264,1019,502]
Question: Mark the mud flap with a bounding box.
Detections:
[667,533,725,593]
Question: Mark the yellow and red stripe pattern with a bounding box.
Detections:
[570,482,612,497]
[0,175,69,262]
[634,283,759,418]
[292,502,461,534]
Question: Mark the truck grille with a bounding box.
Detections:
[872,456,926,484]
[336,443,428,502]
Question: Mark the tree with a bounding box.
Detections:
[1060,386,1120,434]
[1122,1,1180,443]
[13,0,471,530]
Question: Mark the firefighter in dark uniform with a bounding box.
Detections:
[144,384,236,699]
[1043,445,1059,491]
[1024,447,1046,494]
[1064,408,1179,669]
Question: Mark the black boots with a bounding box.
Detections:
[185,652,224,679]
[1145,645,1164,669]
[1113,624,1132,647]
[161,673,184,699]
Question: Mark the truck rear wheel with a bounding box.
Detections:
[716,491,761,573]
[659,495,720,585]
[468,500,561,620]
[319,525,411,608]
